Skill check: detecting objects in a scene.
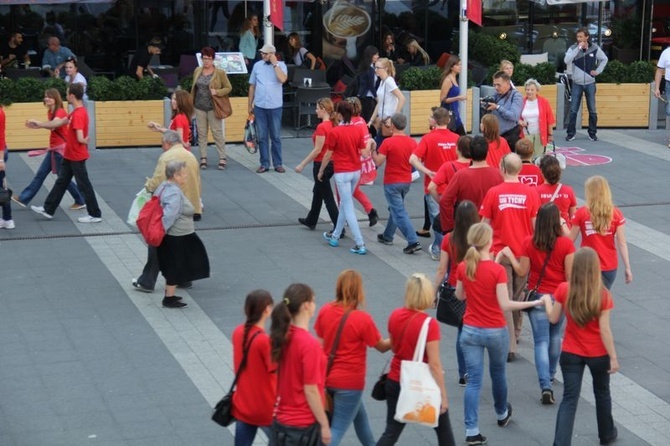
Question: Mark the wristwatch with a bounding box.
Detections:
[272,64,279,68]
[496,104,500,110]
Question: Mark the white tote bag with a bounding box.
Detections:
[394,317,441,428]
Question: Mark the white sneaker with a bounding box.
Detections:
[31,205,53,220]
[0,219,15,229]
[78,215,102,223]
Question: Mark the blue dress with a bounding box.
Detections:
[441,83,463,130]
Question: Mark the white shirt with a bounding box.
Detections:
[522,99,540,135]
[376,76,399,119]
[657,48,670,81]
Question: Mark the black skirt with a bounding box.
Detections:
[157,233,210,285]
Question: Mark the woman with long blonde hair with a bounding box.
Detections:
[314,270,390,446]
[367,58,405,146]
[541,247,619,445]
[455,223,543,445]
[403,39,430,66]
[569,175,632,290]
[480,114,510,169]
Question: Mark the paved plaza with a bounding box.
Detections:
[0,126,669,446]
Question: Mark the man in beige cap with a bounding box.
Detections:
[248,43,288,173]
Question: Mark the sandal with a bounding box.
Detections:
[200,157,207,170]
[218,159,227,170]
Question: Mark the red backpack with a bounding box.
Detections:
[136,190,165,247]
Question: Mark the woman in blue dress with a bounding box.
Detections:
[440,56,468,136]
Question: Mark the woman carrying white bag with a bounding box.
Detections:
[377,273,456,446]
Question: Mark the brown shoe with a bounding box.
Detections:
[275,166,286,173]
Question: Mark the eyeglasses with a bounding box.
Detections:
[260,52,268,56]
[374,66,384,70]
[202,56,213,61]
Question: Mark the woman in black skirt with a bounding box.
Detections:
[156,160,210,308]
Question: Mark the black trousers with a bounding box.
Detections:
[304,161,338,227]
[44,159,101,217]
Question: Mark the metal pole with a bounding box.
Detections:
[263,0,273,46]
[597,1,603,47]
[459,0,469,132]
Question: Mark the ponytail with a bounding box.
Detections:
[269,283,314,362]
[464,246,481,281]
[464,222,493,281]
[242,289,273,349]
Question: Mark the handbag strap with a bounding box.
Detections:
[227,330,262,394]
[549,183,562,202]
[326,310,351,375]
[412,317,432,361]
[532,246,554,293]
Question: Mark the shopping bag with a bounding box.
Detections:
[360,155,377,185]
[127,188,152,226]
[244,114,258,154]
[394,317,441,428]
[136,194,165,247]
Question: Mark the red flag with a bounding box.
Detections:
[270,0,284,31]
[467,0,482,27]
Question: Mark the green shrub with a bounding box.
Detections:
[399,67,442,91]
[458,31,520,69]
[86,75,168,101]
[626,61,655,83]
[598,60,628,84]
[179,75,193,92]
[177,73,248,96]
[42,78,68,99]
[88,76,116,101]
[9,78,45,103]
[0,78,13,106]
[485,62,557,87]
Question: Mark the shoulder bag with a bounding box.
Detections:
[212,330,262,427]
[324,311,351,419]
[210,71,233,119]
[436,235,466,327]
[0,178,11,206]
[521,245,553,312]
[136,188,166,247]
[394,317,441,428]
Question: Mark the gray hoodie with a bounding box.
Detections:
[564,43,608,86]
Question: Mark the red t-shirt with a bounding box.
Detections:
[414,129,459,193]
[326,124,366,173]
[480,181,541,256]
[312,120,334,163]
[387,309,439,382]
[0,107,6,151]
[439,233,459,287]
[518,162,544,187]
[520,235,576,294]
[275,326,326,428]
[48,108,68,149]
[456,260,508,328]
[65,106,89,161]
[485,138,511,169]
[351,116,372,144]
[439,166,503,232]
[572,206,625,271]
[431,160,470,196]
[170,113,191,146]
[379,134,416,184]
[536,183,577,228]
[231,324,277,426]
[314,303,382,390]
[554,282,614,357]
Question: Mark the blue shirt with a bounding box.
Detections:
[249,60,287,109]
[42,46,76,79]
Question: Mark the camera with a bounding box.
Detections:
[480,96,496,104]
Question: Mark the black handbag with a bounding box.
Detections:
[211,331,261,427]
[371,372,388,401]
[521,246,553,313]
[436,283,465,327]
[0,178,11,205]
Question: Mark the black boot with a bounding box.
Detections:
[163,295,187,308]
[368,208,379,227]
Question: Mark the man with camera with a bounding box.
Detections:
[482,71,523,152]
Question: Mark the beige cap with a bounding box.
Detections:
[259,44,276,54]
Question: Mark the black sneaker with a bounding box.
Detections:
[403,241,422,254]
[298,217,316,230]
[497,403,513,427]
[368,208,379,227]
[132,279,154,293]
[588,134,598,141]
[459,373,468,387]
[600,427,618,445]
[162,296,187,308]
[541,389,555,405]
[377,234,393,245]
[507,352,516,363]
[566,134,576,142]
[465,434,488,445]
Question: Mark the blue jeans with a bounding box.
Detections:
[1,149,10,221]
[567,83,597,136]
[18,151,84,205]
[553,352,615,446]
[460,325,510,437]
[425,194,442,255]
[235,421,273,446]
[601,269,617,290]
[254,106,283,169]
[528,307,564,391]
[328,389,375,446]
[333,171,364,246]
[382,183,418,245]
[377,379,456,446]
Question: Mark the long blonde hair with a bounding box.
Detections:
[585,175,614,234]
[566,247,606,327]
[376,57,396,78]
[463,222,493,281]
[404,273,434,311]
[407,39,430,65]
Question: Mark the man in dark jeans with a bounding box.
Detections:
[483,71,523,151]
[28,83,102,223]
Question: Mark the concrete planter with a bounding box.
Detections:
[580,83,650,128]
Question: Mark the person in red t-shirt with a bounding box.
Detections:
[319,101,370,255]
[349,97,379,227]
[314,270,390,446]
[28,83,102,223]
[454,223,544,445]
[13,88,85,212]
[540,247,619,446]
[270,283,330,445]
[434,201,480,386]
[515,138,544,187]
[481,114,511,170]
[536,156,576,231]
[372,113,422,255]
[439,135,502,233]
[295,98,339,231]
[377,273,455,446]
[497,203,575,404]
[148,89,194,149]
[231,290,277,445]
[569,175,632,291]
[410,107,460,260]
[480,153,540,359]
[427,135,472,205]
